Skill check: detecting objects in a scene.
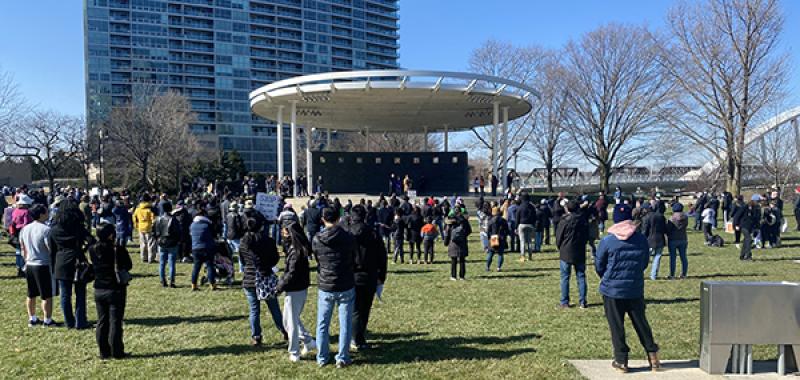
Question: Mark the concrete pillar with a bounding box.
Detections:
[423,126,428,152]
[365,126,370,151]
[290,100,298,197]
[276,105,284,179]
[492,101,499,183]
[443,124,449,152]
[502,106,509,192]
[306,127,313,196]
[326,128,331,151]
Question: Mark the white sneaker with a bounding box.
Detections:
[289,354,301,363]
[301,340,317,356]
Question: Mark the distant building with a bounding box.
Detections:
[84,0,399,172]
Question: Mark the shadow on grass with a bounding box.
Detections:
[131,342,283,359]
[685,272,768,279]
[127,314,245,327]
[755,256,800,262]
[646,297,700,305]
[498,267,559,273]
[475,273,544,280]
[389,269,437,275]
[360,333,540,364]
[0,274,21,280]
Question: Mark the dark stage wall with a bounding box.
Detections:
[311,151,468,195]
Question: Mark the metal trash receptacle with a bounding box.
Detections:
[699,281,800,375]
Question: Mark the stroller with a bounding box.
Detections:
[201,241,235,286]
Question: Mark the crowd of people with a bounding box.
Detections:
[3,181,796,371]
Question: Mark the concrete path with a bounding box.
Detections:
[569,360,796,379]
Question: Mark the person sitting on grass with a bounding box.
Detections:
[20,204,60,327]
[595,216,661,373]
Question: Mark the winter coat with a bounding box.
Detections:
[240,230,279,289]
[312,224,356,292]
[153,214,181,248]
[404,213,424,243]
[665,212,688,243]
[737,205,761,231]
[304,206,322,234]
[343,216,388,287]
[377,206,394,235]
[486,215,509,252]
[444,215,472,258]
[112,206,132,237]
[49,223,94,281]
[515,201,537,225]
[595,198,609,221]
[132,202,156,233]
[595,220,650,299]
[392,216,407,241]
[535,205,551,231]
[9,207,32,236]
[189,216,216,252]
[89,241,132,290]
[555,212,588,265]
[275,242,310,293]
[641,211,667,249]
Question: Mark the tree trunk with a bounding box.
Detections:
[546,161,554,193]
[141,156,150,192]
[599,163,611,194]
[727,160,742,196]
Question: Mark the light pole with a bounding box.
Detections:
[98,126,105,187]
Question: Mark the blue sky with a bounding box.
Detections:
[1,0,798,122]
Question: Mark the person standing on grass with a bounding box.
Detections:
[189,208,217,291]
[794,187,800,231]
[391,208,407,264]
[226,202,245,272]
[112,200,132,247]
[556,200,589,309]
[595,193,609,233]
[313,207,357,368]
[276,219,316,361]
[731,196,746,244]
[89,224,132,360]
[240,217,288,346]
[10,195,34,278]
[642,202,667,280]
[506,199,519,253]
[736,199,761,261]
[405,206,424,264]
[153,201,180,288]
[20,204,60,327]
[421,217,439,264]
[133,195,157,263]
[595,217,661,373]
[701,205,715,245]
[444,209,472,281]
[486,206,509,272]
[50,199,95,330]
[514,193,536,261]
[665,203,689,279]
[343,205,387,352]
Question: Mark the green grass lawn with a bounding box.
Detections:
[1,221,798,379]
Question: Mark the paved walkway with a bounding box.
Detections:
[569,360,796,379]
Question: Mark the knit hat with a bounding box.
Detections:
[244,200,255,209]
[672,203,684,212]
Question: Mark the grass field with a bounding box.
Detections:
[1,217,798,379]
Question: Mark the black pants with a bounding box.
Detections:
[544,225,551,245]
[603,296,658,363]
[509,224,519,252]
[740,227,753,260]
[423,240,435,263]
[95,288,127,359]
[734,227,741,243]
[408,240,421,261]
[702,222,713,243]
[353,284,376,346]
[795,212,800,231]
[450,257,466,279]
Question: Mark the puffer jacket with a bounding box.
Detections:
[133,202,155,233]
[486,215,509,252]
[444,215,472,258]
[312,224,356,292]
[343,216,387,287]
[240,230,279,289]
[275,243,310,294]
[189,216,215,252]
[665,212,688,242]
[595,220,650,299]
[515,200,537,226]
[641,211,667,249]
[556,212,589,265]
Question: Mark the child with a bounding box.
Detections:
[421,217,439,264]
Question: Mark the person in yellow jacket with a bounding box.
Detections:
[133,195,157,263]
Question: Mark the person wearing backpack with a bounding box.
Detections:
[153,202,181,288]
[444,209,472,281]
[225,203,245,273]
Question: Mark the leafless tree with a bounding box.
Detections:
[0,68,25,130]
[526,52,576,192]
[747,119,799,188]
[660,0,788,196]
[323,130,442,154]
[467,40,545,173]
[0,111,82,191]
[104,84,198,191]
[67,117,95,189]
[562,24,671,193]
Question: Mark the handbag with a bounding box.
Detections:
[114,246,131,286]
[489,234,501,249]
[255,271,278,300]
[74,260,95,284]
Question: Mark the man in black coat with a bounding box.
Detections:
[555,200,589,308]
[303,200,323,244]
[641,207,667,280]
[342,205,387,351]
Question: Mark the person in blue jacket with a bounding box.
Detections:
[190,208,217,291]
[595,217,661,373]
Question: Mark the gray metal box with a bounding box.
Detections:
[699,281,800,374]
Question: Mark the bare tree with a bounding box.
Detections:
[67,117,94,189]
[467,40,545,173]
[526,52,576,192]
[0,68,25,130]
[104,84,197,191]
[562,24,671,193]
[660,0,788,196]
[324,130,442,153]
[0,111,82,191]
[747,119,799,188]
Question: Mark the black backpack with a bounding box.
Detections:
[158,216,181,247]
[710,235,724,247]
[226,213,244,240]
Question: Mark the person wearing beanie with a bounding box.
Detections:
[642,201,667,280]
[665,203,689,279]
[444,208,472,281]
[556,200,589,308]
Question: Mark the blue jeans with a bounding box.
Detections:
[649,247,664,280]
[316,288,355,365]
[159,246,178,284]
[534,231,543,252]
[191,250,215,285]
[599,221,605,233]
[15,248,23,270]
[486,248,504,269]
[480,232,489,252]
[243,288,286,339]
[59,279,88,328]
[227,239,242,273]
[668,240,688,278]
[559,261,586,306]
